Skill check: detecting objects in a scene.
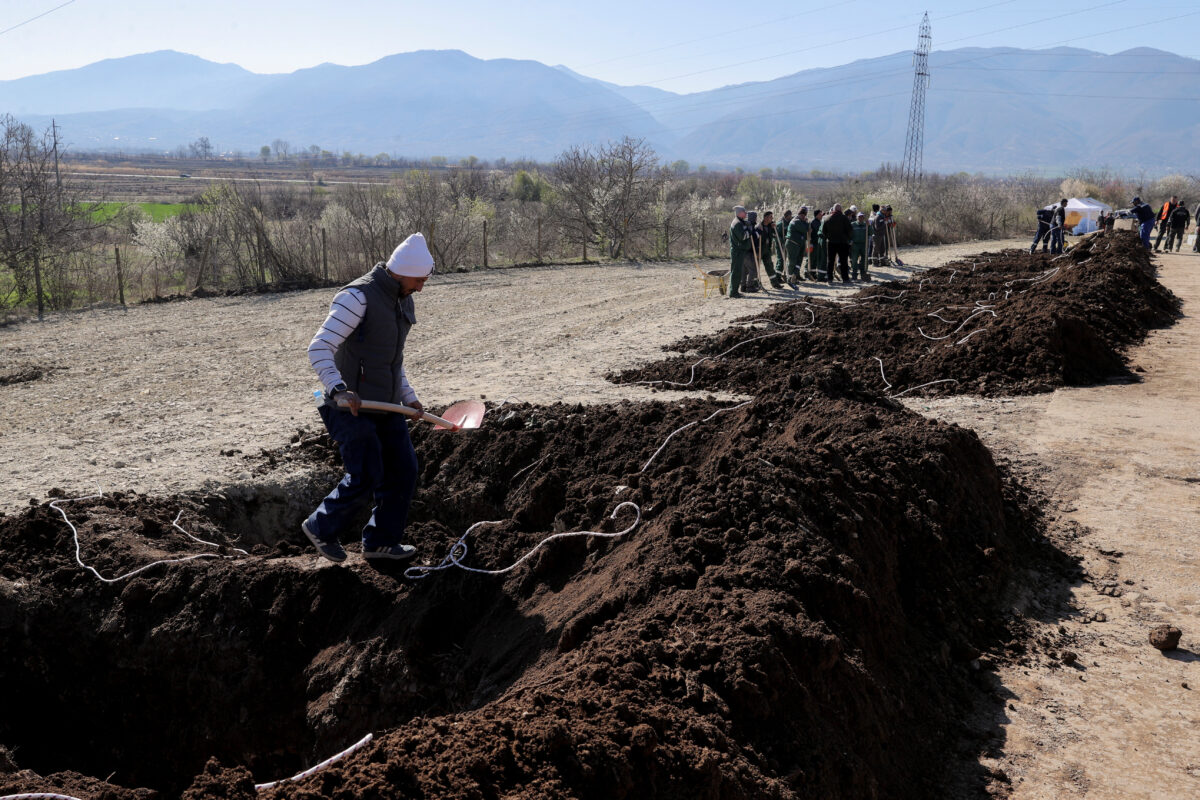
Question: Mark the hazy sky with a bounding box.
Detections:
[1,0,1197,92]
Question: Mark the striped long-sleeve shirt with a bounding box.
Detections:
[307,288,418,405]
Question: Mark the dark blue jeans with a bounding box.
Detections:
[305,405,418,549]
[1030,222,1050,251]
[1139,219,1155,249]
[1050,227,1064,254]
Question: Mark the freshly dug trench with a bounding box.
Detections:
[1,368,1063,798]
[611,232,1179,397]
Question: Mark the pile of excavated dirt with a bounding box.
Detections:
[0,369,1061,799]
[612,232,1179,397]
[4,233,1171,799]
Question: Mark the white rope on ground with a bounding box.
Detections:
[1005,267,1059,287]
[1,794,85,800]
[927,308,957,324]
[873,357,893,390]
[956,329,988,345]
[403,502,641,580]
[254,732,374,790]
[918,327,952,341]
[50,492,244,584]
[858,290,907,301]
[640,400,753,473]
[952,309,996,334]
[632,313,814,389]
[947,269,956,284]
[887,378,960,398]
[172,510,248,556]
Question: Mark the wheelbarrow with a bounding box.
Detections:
[693,263,729,298]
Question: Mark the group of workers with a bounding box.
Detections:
[726,203,898,297]
[1132,195,1193,252]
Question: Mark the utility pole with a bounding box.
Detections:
[901,12,931,188]
[51,119,62,193]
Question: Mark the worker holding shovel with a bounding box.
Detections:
[301,232,434,564]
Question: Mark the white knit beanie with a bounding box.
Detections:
[385,233,435,277]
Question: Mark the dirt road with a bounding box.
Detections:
[918,249,1199,798]
[0,239,1020,508]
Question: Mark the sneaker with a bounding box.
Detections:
[363,543,417,561]
[302,520,347,563]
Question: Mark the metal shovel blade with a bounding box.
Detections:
[435,400,486,430]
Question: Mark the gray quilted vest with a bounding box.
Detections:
[333,263,416,404]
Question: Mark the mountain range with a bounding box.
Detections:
[3,47,1198,173]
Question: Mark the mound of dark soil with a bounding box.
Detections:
[611,232,1179,397]
[0,367,1062,799]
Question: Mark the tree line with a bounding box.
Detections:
[5,115,1195,318]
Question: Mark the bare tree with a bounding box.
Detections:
[0,115,97,312]
[188,137,214,160]
[271,139,291,163]
[551,136,663,259]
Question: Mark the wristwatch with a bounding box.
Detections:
[329,382,348,399]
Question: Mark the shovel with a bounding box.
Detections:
[335,397,485,430]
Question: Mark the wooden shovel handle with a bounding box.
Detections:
[335,397,459,429]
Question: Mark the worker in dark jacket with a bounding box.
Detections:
[303,232,433,564]
[728,206,752,298]
[871,209,889,266]
[821,203,854,283]
[785,208,810,285]
[1166,201,1191,252]
[1132,197,1156,249]
[1030,206,1053,253]
[1050,199,1068,255]
[1154,196,1180,251]
[851,212,869,280]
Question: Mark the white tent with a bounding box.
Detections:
[1065,197,1111,234]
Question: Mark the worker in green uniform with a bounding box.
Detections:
[775,210,792,269]
[785,207,810,285]
[728,205,752,299]
[759,211,783,289]
[809,208,825,280]
[851,212,869,281]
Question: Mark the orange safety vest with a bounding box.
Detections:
[1159,202,1176,221]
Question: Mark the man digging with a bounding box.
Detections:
[302,232,434,563]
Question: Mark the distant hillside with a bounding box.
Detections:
[4,46,1198,171]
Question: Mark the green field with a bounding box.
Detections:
[90,202,190,223]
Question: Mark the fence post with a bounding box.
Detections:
[536,218,542,263]
[700,220,706,258]
[321,228,328,281]
[33,251,44,321]
[482,219,488,268]
[665,221,670,259]
[115,245,126,308]
[582,235,586,263]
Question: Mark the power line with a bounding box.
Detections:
[0,0,78,38]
